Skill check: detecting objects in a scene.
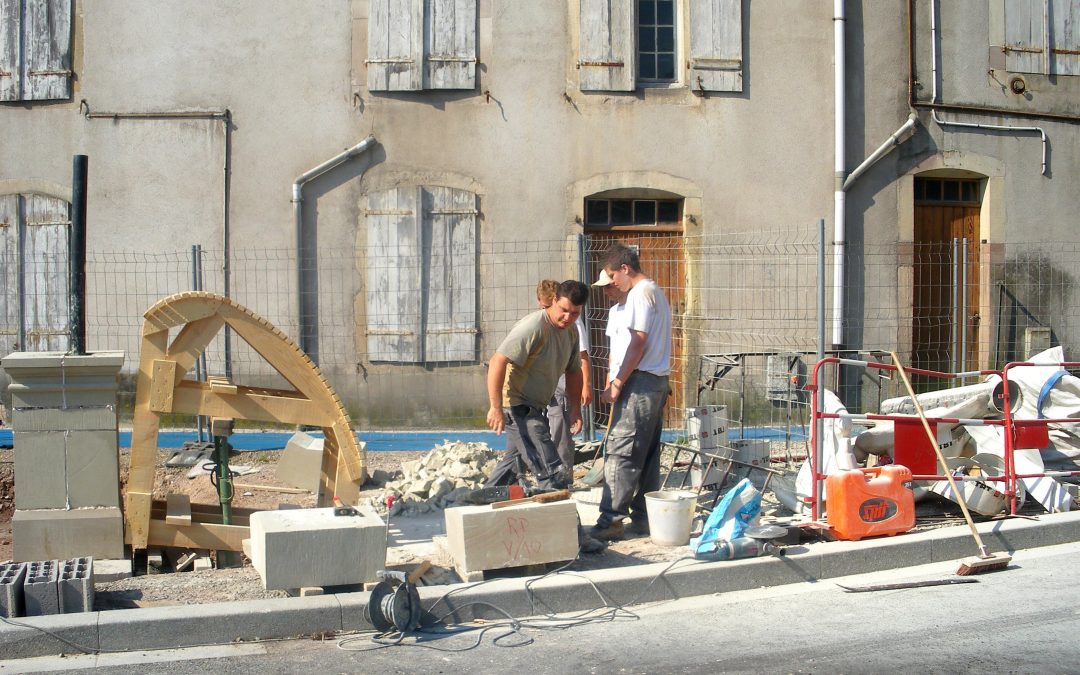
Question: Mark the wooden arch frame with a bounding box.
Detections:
[125,292,365,552]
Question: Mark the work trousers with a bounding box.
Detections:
[547,375,576,470]
[598,371,669,527]
[484,404,568,490]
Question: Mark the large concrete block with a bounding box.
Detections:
[58,557,95,613]
[0,562,27,618]
[23,560,59,616]
[12,508,125,562]
[2,351,124,409]
[444,500,579,577]
[275,432,324,493]
[11,406,116,433]
[13,432,68,510]
[65,430,121,508]
[249,507,386,591]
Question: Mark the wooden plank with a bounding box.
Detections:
[425,0,476,89]
[166,313,226,377]
[234,483,309,495]
[0,194,19,358]
[168,380,336,427]
[578,0,634,91]
[443,500,579,576]
[143,294,222,334]
[0,0,19,101]
[208,378,239,395]
[689,0,743,92]
[126,327,169,550]
[149,359,177,412]
[165,493,192,527]
[407,560,432,584]
[142,519,250,552]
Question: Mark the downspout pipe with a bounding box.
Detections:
[843,113,920,192]
[832,0,846,350]
[293,135,377,363]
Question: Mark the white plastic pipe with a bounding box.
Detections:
[843,113,920,191]
[832,0,846,349]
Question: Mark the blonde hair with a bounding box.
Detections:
[536,279,558,306]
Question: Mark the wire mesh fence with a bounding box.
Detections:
[3,230,1079,437]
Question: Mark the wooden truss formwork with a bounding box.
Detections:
[124,292,366,552]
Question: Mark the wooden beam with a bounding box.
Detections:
[166,313,226,377]
[143,519,250,552]
[149,359,177,413]
[165,494,192,526]
[167,380,336,426]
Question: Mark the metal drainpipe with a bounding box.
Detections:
[832,0,846,350]
[293,135,377,364]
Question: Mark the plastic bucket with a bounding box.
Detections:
[644,490,697,546]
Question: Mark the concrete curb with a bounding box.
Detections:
[2,510,1079,659]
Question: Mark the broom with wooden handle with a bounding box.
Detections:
[890,352,1012,575]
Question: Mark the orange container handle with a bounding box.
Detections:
[860,467,883,480]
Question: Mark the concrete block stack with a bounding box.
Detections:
[1,352,125,562]
[0,562,27,618]
[378,441,500,515]
[0,557,96,617]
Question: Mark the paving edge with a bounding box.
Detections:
[2,510,1079,659]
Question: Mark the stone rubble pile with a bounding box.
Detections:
[378,441,500,516]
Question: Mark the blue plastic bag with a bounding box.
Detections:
[691,478,761,555]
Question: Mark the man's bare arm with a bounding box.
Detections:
[486,353,510,434]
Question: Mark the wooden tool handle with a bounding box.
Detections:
[490,489,571,510]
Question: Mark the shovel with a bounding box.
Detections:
[582,409,615,487]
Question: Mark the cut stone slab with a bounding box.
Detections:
[1,351,124,409]
[444,500,579,579]
[249,507,386,591]
[13,432,68,510]
[12,508,125,562]
[92,559,132,583]
[275,432,324,493]
[65,429,121,508]
[11,406,116,433]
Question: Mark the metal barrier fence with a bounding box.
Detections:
[2,230,1079,433]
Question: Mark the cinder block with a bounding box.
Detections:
[58,557,95,613]
[22,560,59,616]
[249,507,386,591]
[65,430,121,508]
[0,562,28,618]
[13,432,68,510]
[2,351,124,409]
[11,406,116,433]
[275,432,324,493]
[444,500,579,577]
[12,508,125,562]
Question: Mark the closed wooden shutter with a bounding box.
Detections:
[578,0,634,91]
[0,195,19,356]
[368,0,424,91]
[0,0,18,101]
[689,0,742,92]
[1003,0,1080,75]
[22,194,70,352]
[425,0,476,89]
[366,187,423,362]
[422,187,477,362]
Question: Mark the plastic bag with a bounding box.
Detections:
[690,477,761,555]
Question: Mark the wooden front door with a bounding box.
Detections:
[912,177,981,380]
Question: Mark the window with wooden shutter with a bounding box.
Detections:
[365,186,479,363]
[0,195,19,357]
[369,0,477,92]
[578,0,635,91]
[0,0,72,102]
[1004,0,1080,76]
[689,0,743,92]
[365,187,423,361]
[368,0,424,91]
[425,0,477,89]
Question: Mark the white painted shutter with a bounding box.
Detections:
[1005,0,1047,74]
[0,195,19,356]
[368,0,424,91]
[1051,0,1080,75]
[0,0,19,101]
[424,0,476,89]
[578,0,634,92]
[422,187,476,362]
[22,194,70,352]
[689,0,743,92]
[366,187,423,362]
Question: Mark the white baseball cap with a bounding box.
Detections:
[592,269,613,287]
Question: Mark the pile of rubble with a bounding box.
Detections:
[376,441,500,516]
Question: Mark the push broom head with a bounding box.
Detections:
[956,552,1012,576]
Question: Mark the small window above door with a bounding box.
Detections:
[585,198,682,232]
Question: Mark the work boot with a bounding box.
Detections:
[577,526,608,554]
[625,519,650,538]
[589,520,625,541]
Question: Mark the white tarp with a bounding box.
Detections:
[795,389,858,506]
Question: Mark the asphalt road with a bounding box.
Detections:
[8,542,1080,674]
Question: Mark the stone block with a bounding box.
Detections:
[65,430,121,508]
[275,432,323,493]
[2,352,124,409]
[22,560,59,616]
[12,508,125,562]
[13,432,68,510]
[92,559,132,583]
[58,557,95,613]
[249,507,386,591]
[11,406,116,433]
[444,500,579,577]
[0,562,27,618]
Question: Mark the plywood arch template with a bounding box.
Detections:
[125,292,366,552]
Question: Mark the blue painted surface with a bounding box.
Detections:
[0,426,804,451]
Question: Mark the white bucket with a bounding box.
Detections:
[644,490,697,546]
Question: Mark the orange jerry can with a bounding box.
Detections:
[825,466,915,541]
